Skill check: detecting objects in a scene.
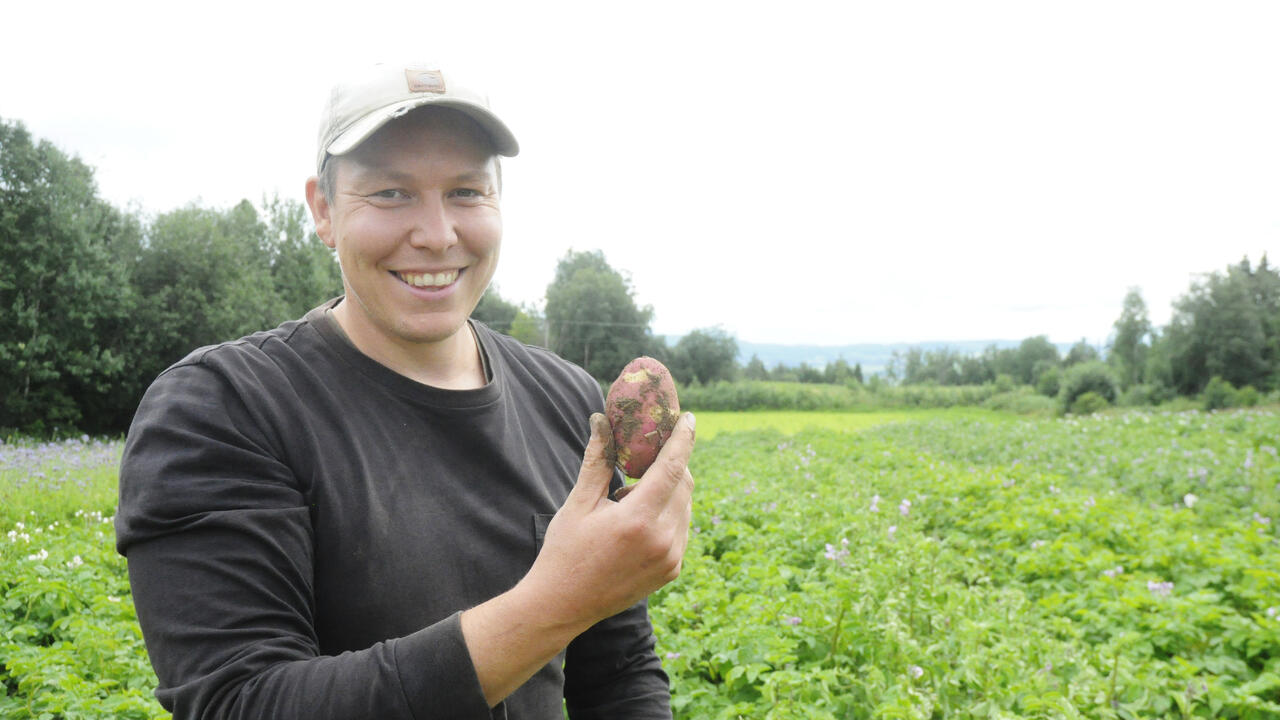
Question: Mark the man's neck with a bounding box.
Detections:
[330,304,487,390]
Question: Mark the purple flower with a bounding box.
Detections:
[909,665,924,679]
[824,540,850,565]
[869,494,881,513]
[887,525,898,541]
[786,616,802,626]
[1147,580,1174,597]
[898,499,911,517]
[665,652,681,660]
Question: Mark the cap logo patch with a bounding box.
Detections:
[406,69,446,94]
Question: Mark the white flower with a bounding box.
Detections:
[887,525,898,540]
[909,665,924,679]
[66,555,83,569]
[1183,493,1198,508]
[899,499,912,517]
[26,548,48,562]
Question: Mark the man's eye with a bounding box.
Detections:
[372,189,407,199]
[453,188,479,198]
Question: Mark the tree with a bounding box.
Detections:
[262,194,343,317]
[471,284,521,333]
[132,201,289,385]
[1163,257,1276,393]
[1108,287,1151,389]
[1012,336,1060,386]
[1063,339,1100,367]
[744,354,769,381]
[824,357,856,385]
[669,328,739,385]
[0,119,141,433]
[544,249,654,380]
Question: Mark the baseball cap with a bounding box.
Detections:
[315,62,519,174]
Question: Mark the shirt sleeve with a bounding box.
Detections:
[115,361,493,720]
[563,598,673,719]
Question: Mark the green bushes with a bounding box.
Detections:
[678,381,861,411]
[1203,376,1262,411]
[982,387,1058,415]
[677,381,1012,412]
[1069,391,1110,415]
[1058,361,1119,414]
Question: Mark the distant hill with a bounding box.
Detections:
[725,339,1079,376]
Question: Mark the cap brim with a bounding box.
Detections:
[325,96,519,163]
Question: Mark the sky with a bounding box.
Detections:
[3,1,1277,347]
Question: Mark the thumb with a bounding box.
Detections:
[566,413,616,509]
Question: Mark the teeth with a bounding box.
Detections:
[399,270,458,287]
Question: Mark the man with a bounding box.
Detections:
[116,62,695,719]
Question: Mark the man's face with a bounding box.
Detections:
[307,108,502,358]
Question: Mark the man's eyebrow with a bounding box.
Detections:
[449,169,498,186]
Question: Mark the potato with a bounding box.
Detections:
[604,357,681,479]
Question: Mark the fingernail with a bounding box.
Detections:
[685,412,696,430]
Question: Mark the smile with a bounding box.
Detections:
[395,269,460,288]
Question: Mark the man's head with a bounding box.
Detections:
[314,63,517,204]
[305,63,519,365]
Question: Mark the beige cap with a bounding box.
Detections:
[315,62,519,173]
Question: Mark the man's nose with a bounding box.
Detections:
[407,197,459,252]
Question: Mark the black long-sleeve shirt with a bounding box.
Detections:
[116,301,671,719]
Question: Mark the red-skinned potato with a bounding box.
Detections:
[605,357,681,480]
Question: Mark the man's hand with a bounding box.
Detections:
[531,410,696,626]
[460,411,696,707]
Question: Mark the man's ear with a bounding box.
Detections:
[304,176,335,249]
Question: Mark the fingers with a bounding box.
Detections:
[630,412,696,512]
[566,413,616,510]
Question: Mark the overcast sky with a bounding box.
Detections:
[3,1,1276,346]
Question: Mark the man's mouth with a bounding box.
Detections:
[395,269,460,288]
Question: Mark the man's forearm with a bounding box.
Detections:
[460,577,593,707]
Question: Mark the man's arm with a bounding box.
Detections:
[118,363,494,719]
[460,411,695,708]
[562,599,671,719]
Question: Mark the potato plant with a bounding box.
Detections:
[650,408,1279,718]
[2,409,1278,718]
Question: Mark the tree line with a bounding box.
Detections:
[877,258,1280,412]
[0,119,735,435]
[1,120,344,434]
[3,117,1276,434]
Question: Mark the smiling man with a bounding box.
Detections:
[116,63,695,720]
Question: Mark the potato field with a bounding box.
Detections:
[3,409,1278,719]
